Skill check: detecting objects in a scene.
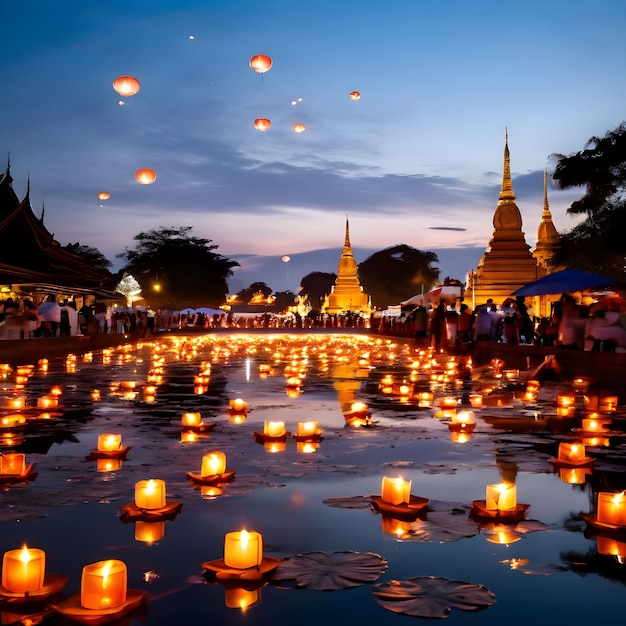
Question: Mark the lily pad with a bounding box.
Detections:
[272,551,387,590]
[371,576,496,618]
[322,495,374,510]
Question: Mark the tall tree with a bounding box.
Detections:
[298,271,336,309]
[62,242,112,269]
[358,244,440,308]
[550,122,626,278]
[117,226,239,308]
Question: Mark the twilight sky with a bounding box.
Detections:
[1,0,625,294]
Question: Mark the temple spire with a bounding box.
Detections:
[499,127,515,201]
[542,169,551,216]
[343,213,351,252]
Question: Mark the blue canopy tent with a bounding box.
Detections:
[511,270,616,297]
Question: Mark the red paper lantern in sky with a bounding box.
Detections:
[249,54,272,74]
[349,91,361,101]
[254,118,271,131]
[112,75,141,97]
[292,123,306,133]
[98,192,110,201]
[134,168,157,185]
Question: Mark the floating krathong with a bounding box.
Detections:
[202,530,281,582]
[186,450,236,486]
[180,412,214,432]
[51,559,147,624]
[371,476,429,520]
[0,453,37,484]
[447,410,476,433]
[119,479,182,522]
[87,433,131,460]
[582,490,626,536]
[254,421,288,443]
[294,421,322,442]
[551,442,594,467]
[0,545,68,604]
[471,482,529,522]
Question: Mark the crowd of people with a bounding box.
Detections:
[387,294,626,352]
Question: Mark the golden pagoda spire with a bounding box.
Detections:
[343,213,351,252]
[542,169,551,216]
[499,127,516,201]
[534,169,559,266]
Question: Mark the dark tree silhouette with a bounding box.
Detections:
[237,282,273,303]
[550,122,626,278]
[62,242,112,269]
[298,271,336,309]
[358,244,440,309]
[117,226,238,308]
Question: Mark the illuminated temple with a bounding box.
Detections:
[323,216,371,316]
[467,132,559,310]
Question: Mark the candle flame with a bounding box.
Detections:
[240,530,249,549]
[101,560,112,587]
[19,545,32,563]
[146,479,157,494]
[612,491,626,505]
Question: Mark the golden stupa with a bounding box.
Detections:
[323,216,371,316]
[468,131,547,309]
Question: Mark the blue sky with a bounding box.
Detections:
[1,0,625,293]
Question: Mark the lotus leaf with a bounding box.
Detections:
[371,576,496,618]
[273,550,387,590]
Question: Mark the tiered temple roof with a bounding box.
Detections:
[0,157,115,296]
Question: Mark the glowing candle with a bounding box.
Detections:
[582,417,610,432]
[451,411,475,427]
[229,398,247,411]
[91,390,101,401]
[439,397,457,409]
[0,453,26,475]
[2,546,45,593]
[599,395,618,414]
[0,415,26,429]
[485,482,517,511]
[572,377,590,394]
[469,394,483,409]
[119,381,136,390]
[263,421,286,437]
[558,442,586,463]
[201,451,226,477]
[416,392,434,408]
[134,479,166,510]
[557,393,576,408]
[181,412,202,428]
[134,521,165,544]
[523,391,537,403]
[143,386,157,396]
[80,560,127,610]
[5,398,25,410]
[597,491,626,526]
[350,401,369,414]
[36,397,57,409]
[223,530,263,569]
[224,586,261,610]
[97,434,122,452]
[381,476,411,506]
[297,421,319,438]
[525,380,540,393]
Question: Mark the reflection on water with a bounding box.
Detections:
[0,333,625,624]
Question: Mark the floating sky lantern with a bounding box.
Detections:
[112,76,140,97]
[249,54,272,74]
[349,90,361,101]
[134,168,157,185]
[281,255,290,263]
[98,192,110,201]
[253,118,271,131]
[292,123,306,133]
